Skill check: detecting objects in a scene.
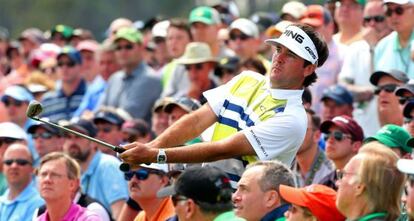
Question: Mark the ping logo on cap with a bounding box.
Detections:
[284,29,304,44]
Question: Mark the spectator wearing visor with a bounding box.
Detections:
[93,108,125,156]
[364,124,414,158]
[370,69,409,127]
[319,115,364,190]
[158,166,243,221]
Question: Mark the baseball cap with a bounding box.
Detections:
[384,0,414,4]
[321,85,353,105]
[279,184,346,221]
[215,56,240,77]
[64,119,97,137]
[93,110,124,126]
[51,24,73,39]
[164,97,201,114]
[140,163,169,173]
[370,70,409,86]
[189,6,221,25]
[397,159,414,175]
[300,5,332,28]
[157,166,233,205]
[265,25,319,64]
[320,115,364,141]
[27,118,61,136]
[265,20,293,37]
[229,18,259,38]
[250,12,279,33]
[121,119,150,136]
[2,85,34,103]
[396,84,414,96]
[114,27,143,44]
[0,122,27,140]
[176,42,217,65]
[281,1,307,20]
[365,124,413,154]
[76,40,99,52]
[18,28,45,44]
[152,20,170,39]
[57,46,82,64]
[153,97,174,113]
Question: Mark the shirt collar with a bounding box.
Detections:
[265,77,304,101]
[260,204,290,221]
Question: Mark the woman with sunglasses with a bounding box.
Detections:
[123,163,174,221]
[280,184,345,221]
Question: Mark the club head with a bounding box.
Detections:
[26,100,43,119]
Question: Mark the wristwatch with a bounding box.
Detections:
[157,149,167,164]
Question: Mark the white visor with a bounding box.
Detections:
[265,25,318,64]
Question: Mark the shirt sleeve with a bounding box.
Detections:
[243,108,307,164]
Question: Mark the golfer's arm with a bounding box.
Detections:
[148,104,216,149]
[162,131,256,163]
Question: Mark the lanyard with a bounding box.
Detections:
[304,150,325,186]
[357,212,387,221]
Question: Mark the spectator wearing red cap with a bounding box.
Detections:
[319,115,364,190]
[336,142,405,221]
[280,184,345,221]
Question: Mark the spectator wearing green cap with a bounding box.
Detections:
[101,27,162,124]
[364,124,414,158]
[189,6,234,59]
[50,24,74,47]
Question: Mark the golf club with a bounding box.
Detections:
[26,100,131,172]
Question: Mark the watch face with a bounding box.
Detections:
[159,155,166,162]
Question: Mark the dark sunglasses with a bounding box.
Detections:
[324,130,352,142]
[57,61,76,68]
[172,195,189,206]
[385,6,405,17]
[3,99,23,107]
[363,15,385,23]
[229,33,251,41]
[97,127,112,133]
[185,63,203,71]
[3,158,32,166]
[399,97,414,105]
[0,137,18,146]
[374,84,398,95]
[116,44,134,51]
[32,132,54,139]
[124,168,164,181]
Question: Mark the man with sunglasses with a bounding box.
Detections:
[375,0,414,77]
[93,108,125,157]
[27,119,63,158]
[124,163,174,221]
[121,23,329,187]
[63,119,128,220]
[228,18,271,73]
[0,143,44,221]
[370,69,409,127]
[319,115,364,190]
[40,46,87,122]
[101,27,162,125]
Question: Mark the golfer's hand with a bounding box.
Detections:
[119,142,157,165]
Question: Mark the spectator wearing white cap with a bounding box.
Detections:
[280,1,307,22]
[228,18,271,73]
[151,20,171,73]
[374,0,414,77]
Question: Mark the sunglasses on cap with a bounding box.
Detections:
[3,158,32,166]
[0,137,19,146]
[32,132,54,140]
[385,6,407,17]
[374,84,398,95]
[57,60,76,68]
[363,15,385,23]
[115,44,134,51]
[3,99,24,107]
[185,63,204,71]
[229,33,251,41]
[324,130,352,142]
[124,168,164,181]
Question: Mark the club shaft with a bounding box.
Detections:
[33,117,123,153]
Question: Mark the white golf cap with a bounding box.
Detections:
[265,25,318,64]
[229,18,259,38]
[140,163,169,173]
[0,122,28,140]
[397,159,414,174]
